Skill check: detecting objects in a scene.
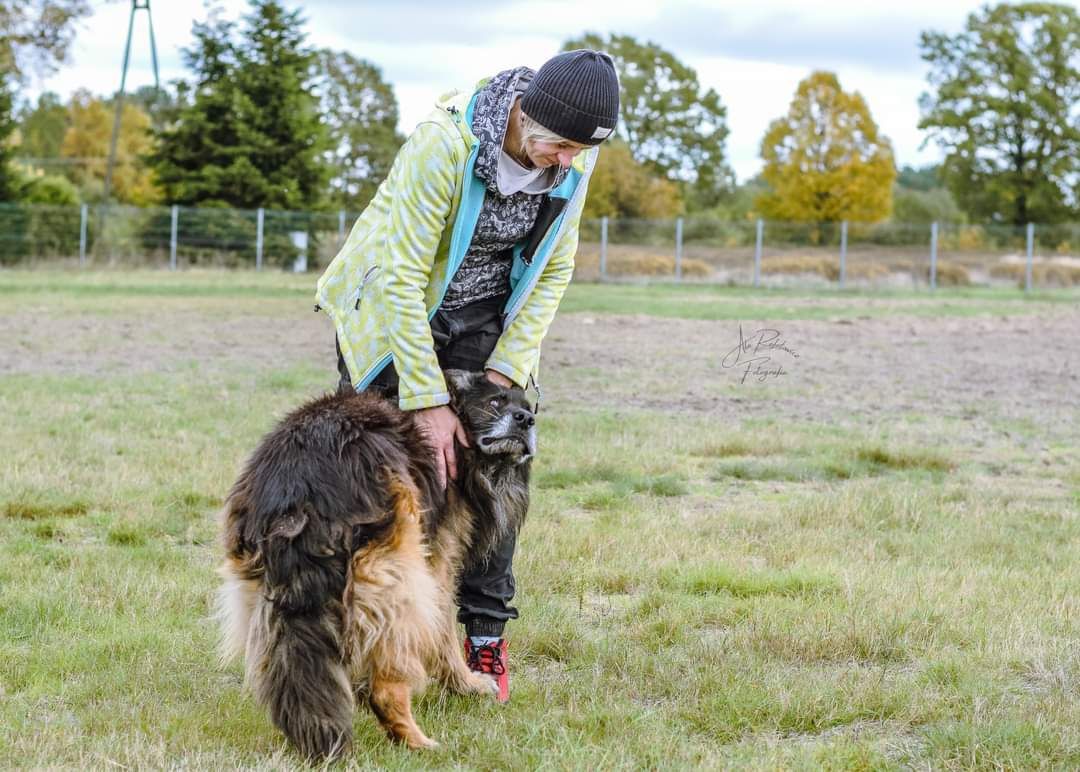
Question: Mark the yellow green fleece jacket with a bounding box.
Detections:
[315,85,596,411]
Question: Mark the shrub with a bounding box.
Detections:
[991,262,1080,287]
[929,261,971,286]
[606,252,711,278]
[760,255,888,281]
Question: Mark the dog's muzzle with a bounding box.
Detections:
[477,408,537,463]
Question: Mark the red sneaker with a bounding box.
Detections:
[464,638,509,703]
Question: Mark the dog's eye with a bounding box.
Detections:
[489,396,504,409]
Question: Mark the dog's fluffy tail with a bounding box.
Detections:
[241,505,355,761]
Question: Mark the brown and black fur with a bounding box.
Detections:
[217,370,534,759]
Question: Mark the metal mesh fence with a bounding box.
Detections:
[2,202,1078,290]
[576,217,1080,290]
[0,203,357,271]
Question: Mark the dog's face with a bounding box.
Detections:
[445,370,537,463]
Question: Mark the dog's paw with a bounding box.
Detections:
[471,672,500,698]
[453,671,499,698]
[406,734,440,750]
[445,669,499,697]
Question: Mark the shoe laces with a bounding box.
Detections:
[467,642,506,676]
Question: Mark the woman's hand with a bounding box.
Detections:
[484,369,514,388]
[414,404,470,489]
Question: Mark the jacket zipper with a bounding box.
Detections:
[354,265,380,310]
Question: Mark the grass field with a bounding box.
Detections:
[2,269,1079,769]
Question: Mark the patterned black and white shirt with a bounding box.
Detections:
[440,67,569,312]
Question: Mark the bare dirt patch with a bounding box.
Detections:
[544,306,1079,440]
[2,297,1077,439]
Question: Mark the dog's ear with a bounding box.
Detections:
[444,370,480,408]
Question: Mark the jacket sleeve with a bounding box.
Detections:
[381,121,459,411]
[484,185,586,388]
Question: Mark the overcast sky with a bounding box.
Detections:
[27,0,1026,182]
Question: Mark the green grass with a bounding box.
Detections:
[3,267,1078,321]
[1,270,1078,768]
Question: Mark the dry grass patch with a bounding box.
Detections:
[990,261,1080,287]
[2,499,90,520]
[928,261,972,286]
[761,255,889,281]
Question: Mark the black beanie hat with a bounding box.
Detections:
[521,49,620,146]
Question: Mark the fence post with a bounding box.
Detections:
[753,219,763,288]
[169,205,178,271]
[600,216,608,280]
[1025,222,1034,293]
[839,220,848,289]
[674,217,683,281]
[929,221,938,290]
[338,209,346,246]
[256,207,264,271]
[79,204,88,267]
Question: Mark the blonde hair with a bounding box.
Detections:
[518,111,585,155]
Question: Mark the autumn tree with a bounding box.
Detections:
[757,71,896,223]
[583,139,682,220]
[562,33,731,210]
[60,90,160,205]
[312,49,402,211]
[919,3,1080,225]
[2,1,91,198]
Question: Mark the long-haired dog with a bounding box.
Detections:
[216,370,534,759]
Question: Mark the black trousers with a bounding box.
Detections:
[335,294,519,638]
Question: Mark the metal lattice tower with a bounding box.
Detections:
[102,0,160,204]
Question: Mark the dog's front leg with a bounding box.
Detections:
[427,556,499,698]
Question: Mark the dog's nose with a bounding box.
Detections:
[513,409,535,427]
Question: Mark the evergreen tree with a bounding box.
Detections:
[151,1,329,210]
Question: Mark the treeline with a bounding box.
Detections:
[1,1,1078,229]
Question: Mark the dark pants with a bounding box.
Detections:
[335,294,519,638]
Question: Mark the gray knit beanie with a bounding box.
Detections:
[521,49,620,146]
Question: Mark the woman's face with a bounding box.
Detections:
[524,139,587,170]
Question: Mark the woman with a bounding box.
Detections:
[315,49,619,702]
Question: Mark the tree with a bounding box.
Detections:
[1,1,90,199]
[16,90,67,160]
[893,187,965,224]
[313,49,402,211]
[562,33,732,210]
[583,139,682,220]
[0,0,91,78]
[58,90,160,205]
[151,1,329,210]
[896,164,942,192]
[128,84,178,134]
[756,71,896,223]
[919,3,1080,225]
[0,76,18,200]
[15,168,78,204]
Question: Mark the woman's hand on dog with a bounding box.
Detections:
[415,405,470,488]
[416,372,512,488]
[483,369,513,389]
